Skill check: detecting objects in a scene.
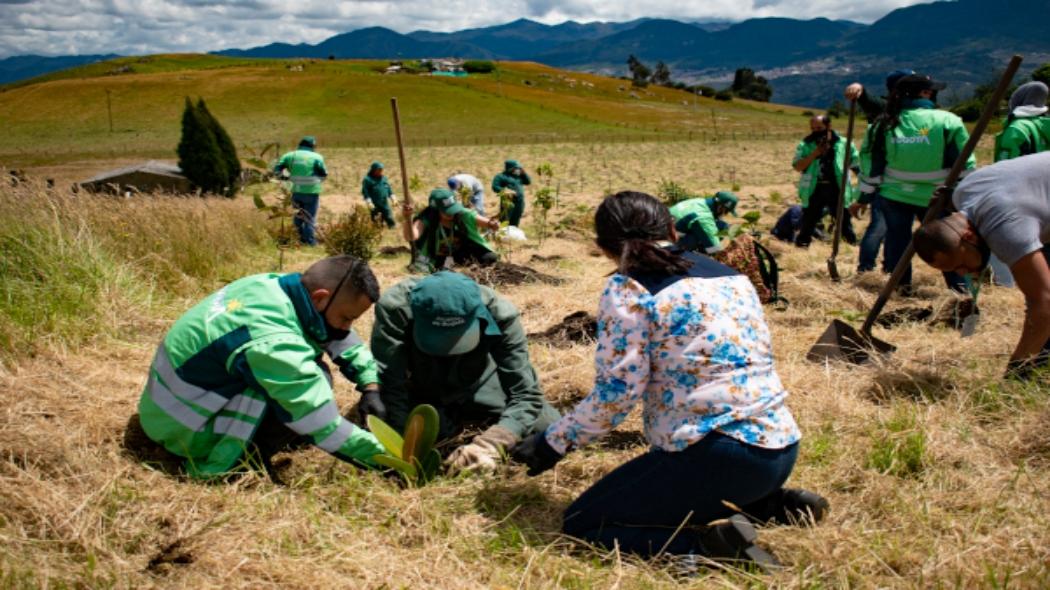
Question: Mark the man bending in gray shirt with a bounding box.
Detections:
[913,152,1050,380]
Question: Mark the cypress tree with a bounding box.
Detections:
[176,97,227,195]
[196,98,241,197]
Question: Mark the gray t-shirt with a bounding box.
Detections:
[953,152,1050,266]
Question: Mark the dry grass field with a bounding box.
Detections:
[2,138,1047,589]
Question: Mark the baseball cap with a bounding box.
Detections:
[885,69,916,93]
[713,191,739,217]
[299,136,316,148]
[894,74,946,96]
[410,271,499,356]
[369,161,384,172]
[428,188,464,216]
[447,177,461,190]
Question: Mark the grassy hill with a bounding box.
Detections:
[0,54,807,165]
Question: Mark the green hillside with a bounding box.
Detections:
[0,54,807,165]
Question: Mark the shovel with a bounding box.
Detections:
[390,97,421,268]
[807,54,1022,365]
[827,99,857,281]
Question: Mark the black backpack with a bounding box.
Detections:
[752,240,788,307]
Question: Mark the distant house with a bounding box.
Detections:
[79,161,192,195]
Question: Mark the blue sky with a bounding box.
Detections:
[0,0,932,58]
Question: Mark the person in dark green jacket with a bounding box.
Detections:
[361,271,560,473]
[491,159,531,227]
[137,255,385,479]
[402,188,500,270]
[361,161,397,228]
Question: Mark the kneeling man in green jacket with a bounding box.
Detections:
[137,255,386,479]
[362,271,560,473]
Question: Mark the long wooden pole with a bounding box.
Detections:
[390,98,416,258]
[827,99,857,280]
[859,55,1022,337]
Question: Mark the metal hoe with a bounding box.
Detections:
[807,54,1023,365]
[827,99,857,281]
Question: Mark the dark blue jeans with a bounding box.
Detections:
[291,193,319,245]
[562,432,799,556]
[858,195,887,272]
[881,197,965,290]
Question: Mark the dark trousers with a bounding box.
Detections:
[881,197,965,290]
[291,193,319,245]
[370,202,396,228]
[507,194,525,227]
[795,183,855,247]
[858,196,888,272]
[562,433,799,556]
[434,240,498,269]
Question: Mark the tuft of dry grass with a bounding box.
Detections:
[2,138,1048,588]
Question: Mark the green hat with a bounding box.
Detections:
[299,136,316,148]
[369,161,384,172]
[504,159,521,171]
[713,191,739,217]
[410,271,499,356]
[428,188,464,216]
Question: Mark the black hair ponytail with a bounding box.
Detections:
[595,191,691,276]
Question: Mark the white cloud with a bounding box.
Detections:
[0,0,932,58]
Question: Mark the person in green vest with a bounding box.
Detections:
[987,81,1050,287]
[361,161,397,229]
[792,114,859,247]
[136,255,385,479]
[402,188,500,270]
[491,159,531,228]
[668,192,738,254]
[854,74,974,293]
[274,136,328,245]
[360,270,561,473]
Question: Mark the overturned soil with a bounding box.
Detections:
[459,262,564,287]
[876,298,978,330]
[529,254,565,263]
[529,311,598,346]
[379,245,411,256]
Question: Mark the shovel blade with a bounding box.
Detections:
[806,319,896,365]
[827,258,841,282]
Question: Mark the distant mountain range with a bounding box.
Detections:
[0,54,119,85]
[4,0,1049,107]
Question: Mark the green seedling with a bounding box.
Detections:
[367,404,441,486]
[742,211,761,235]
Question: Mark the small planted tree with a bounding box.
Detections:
[322,205,383,261]
[531,163,556,244]
[367,404,442,486]
[656,179,695,206]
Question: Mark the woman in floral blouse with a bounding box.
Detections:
[514,191,827,570]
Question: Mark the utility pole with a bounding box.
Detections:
[105,89,113,133]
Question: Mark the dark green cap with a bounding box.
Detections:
[504,159,522,171]
[369,161,384,172]
[299,136,316,148]
[713,191,739,217]
[410,271,499,356]
[428,188,464,216]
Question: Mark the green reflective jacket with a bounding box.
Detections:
[414,207,494,259]
[669,197,720,252]
[858,106,975,207]
[275,149,327,195]
[994,116,1050,162]
[793,134,860,207]
[370,276,546,439]
[138,273,382,478]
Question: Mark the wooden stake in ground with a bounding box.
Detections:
[827,99,857,282]
[390,97,416,260]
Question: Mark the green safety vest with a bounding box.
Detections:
[138,272,382,478]
[276,149,327,195]
[669,198,719,251]
[793,135,860,207]
[414,208,494,260]
[859,107,975,207]
[994,116,1050,162]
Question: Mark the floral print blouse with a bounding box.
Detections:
[544,259,800,454]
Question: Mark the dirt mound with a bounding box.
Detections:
[529,311,597,346]
[875,298,978,330]
[459,262,563,287]
[529,254,564,263]
[379,245,411,256]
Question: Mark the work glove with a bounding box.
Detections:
[511,432,564,476]
[445,425,519,474]
[355,388,387,423]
